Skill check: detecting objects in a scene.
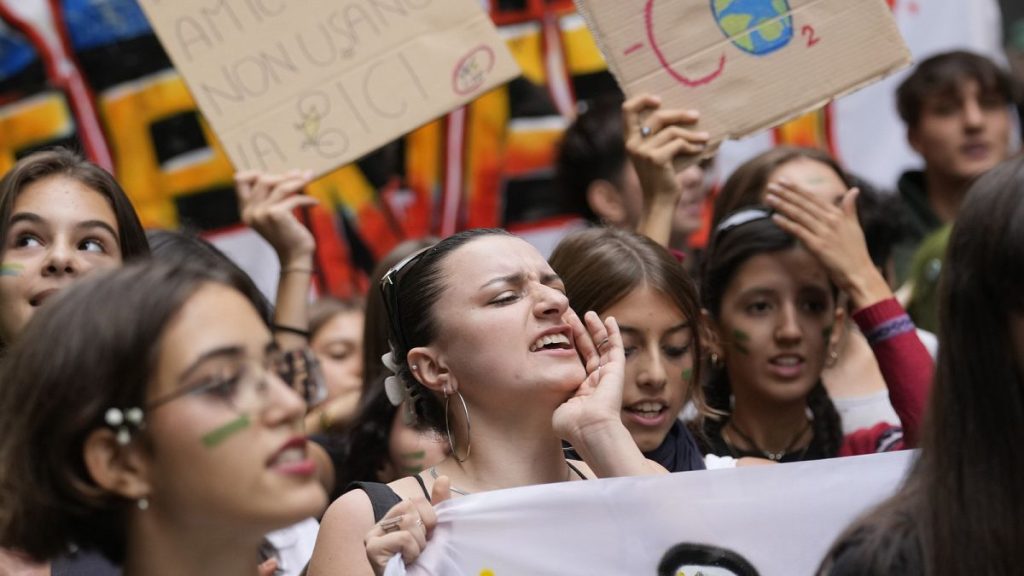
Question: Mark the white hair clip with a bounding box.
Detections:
[381,351,407,407]
[105,407,145,445]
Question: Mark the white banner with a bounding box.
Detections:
[390,451,915,576]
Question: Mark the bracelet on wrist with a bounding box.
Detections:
[280,266,314,275]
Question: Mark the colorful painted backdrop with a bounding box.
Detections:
[0,0,1009,298]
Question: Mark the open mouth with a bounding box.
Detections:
[268,445,308,466]
[768,354,805,378]
[267,437,315,475]
[529,333,572,352]
[624,401,668,424]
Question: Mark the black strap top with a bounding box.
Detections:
[352,465,586,523]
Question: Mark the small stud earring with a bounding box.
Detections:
[137,497,149,511]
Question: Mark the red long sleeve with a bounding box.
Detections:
[839,298,933,455]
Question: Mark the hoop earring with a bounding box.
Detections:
[445,389,472,463]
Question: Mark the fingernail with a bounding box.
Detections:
[697,131,710,139]
[765,193,779,204]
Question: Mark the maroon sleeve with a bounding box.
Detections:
[848,298,933,449]
[839,422,904,456]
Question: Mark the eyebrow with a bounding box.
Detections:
[480,272,563,290]
[177,340,279,384]
[177,345,246,384]
[9,213,120,241]
[77,219,120,240]
[618,322,690,337]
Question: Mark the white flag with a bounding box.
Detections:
[393,451,914,576]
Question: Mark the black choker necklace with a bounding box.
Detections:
[725,420,811,462]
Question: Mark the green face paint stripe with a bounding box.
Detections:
[822,326,833,342]
[400,450,426,460]
[201,413,251,447]
[0,263,24,276]
[730,329,752,355]
[681,368,693,382]
[731,329,751,342]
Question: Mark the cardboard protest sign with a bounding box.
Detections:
[391,451,914,576]
[136,0,521,177]
[574,0,912,153]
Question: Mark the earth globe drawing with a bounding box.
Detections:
[712,0,794,55]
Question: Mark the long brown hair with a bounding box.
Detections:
[549,227,708,420]
[820,156,1024,574]
[0,262,232,563]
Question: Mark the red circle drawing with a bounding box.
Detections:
[452,45,496,96]
[644,0,726,87]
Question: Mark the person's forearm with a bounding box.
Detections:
[569,419,667,477]
[842,266,893,313]
[637,196,678,248]
[273,252,314,350]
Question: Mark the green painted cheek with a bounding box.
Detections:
[731,329,752,355]
[1,263,24,277]
[682,368,693,382]
[822,325,833,343]
[201,413,251,448]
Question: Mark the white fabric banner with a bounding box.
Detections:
[389,451,915,576]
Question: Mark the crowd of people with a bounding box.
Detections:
[0,48,1021,576]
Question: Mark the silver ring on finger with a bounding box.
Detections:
[640,125,652,138]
